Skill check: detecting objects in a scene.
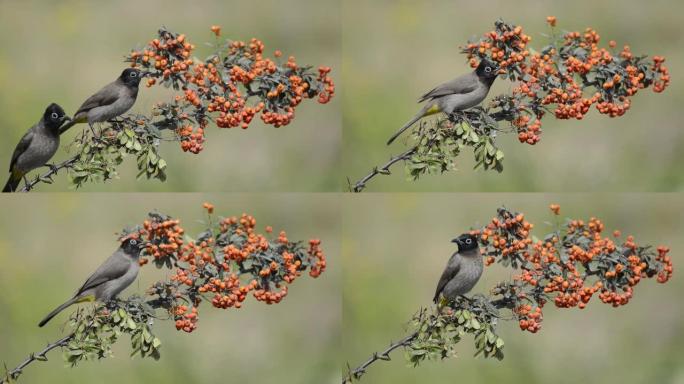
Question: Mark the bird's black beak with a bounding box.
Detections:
[140,71,151,78]
[451,238,462,247]
[138,241,151,249]
[62,116,72,123]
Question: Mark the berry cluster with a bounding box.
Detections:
[477,205,673,333]
[128,203,327,333]
[462,17,670,145]
[138,214,184,267]
[126,27,335,153]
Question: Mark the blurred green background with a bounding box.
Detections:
[342,0,684,192]
[342,194,684,383]
[0,194,340,383]
[0,0,341,192]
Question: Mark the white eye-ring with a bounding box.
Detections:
[130,71,137,77]
[51,112,59,119]
[130,239,138,246]
[465,238,472,244]
[485,67,492,73]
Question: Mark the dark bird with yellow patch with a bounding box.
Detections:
[387,59,499,145]
[38,236,147,327]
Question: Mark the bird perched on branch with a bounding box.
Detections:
[387,59,499,145]
[38,236,148,327]
[433,233,484,305]
[59,68,148,136]
[3,103,70,192]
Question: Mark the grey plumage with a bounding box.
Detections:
[433,234,483,304]
[75,81,137,122]
[38,237,145,327]
[3,103,70,192]
[387,59,499,145]
[59,68,146,135]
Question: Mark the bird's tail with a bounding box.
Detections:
[2,170,23,193]
[38,296,85,327]
[59,114,86,135]
[387,104,435,145]
[58,119,78,135]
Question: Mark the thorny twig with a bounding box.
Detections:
[342,332,418,383]
[1,334,74,383]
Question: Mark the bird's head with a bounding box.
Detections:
[119,68,147,87]
[119,235,149,257]
[43,103,71,131]
[474,58,499,80]
[451,233,479,252]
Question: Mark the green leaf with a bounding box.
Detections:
[485,141,495,156]
[127,318,137,330]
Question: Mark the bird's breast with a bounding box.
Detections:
[15,132,60,172]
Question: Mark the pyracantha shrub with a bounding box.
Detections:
[2,203,326,382]
[20,26,334,191]
[351,17,669,192]
[134,203,327,333]
[344,205,672,382]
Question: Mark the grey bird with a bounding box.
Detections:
[3,103,71,192]
[38,236,147,327]
[59,68,147,135]
[433,233,483,304]
[387,59,499,145]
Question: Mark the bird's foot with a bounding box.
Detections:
[88,124,101,139]
[448,111,476,128]
[105,298,124,310]
[45,163,59,174]
[470,293,488,302]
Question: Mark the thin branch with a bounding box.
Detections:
[1,333,74,383]
[342,331,418,383]
[349,146,418,193]
[349,107,514,193]
[19,156,78,192]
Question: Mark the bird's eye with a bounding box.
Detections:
[51,112,59,119]
[130,239,138,246]
[465,238,472,244]
[130,72,137,77]
[485,67,492,73]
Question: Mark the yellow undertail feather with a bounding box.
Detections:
[76,295,96,303]
[423,104,442,116]
[38,294,96,327]
[59,114,87,134]
[387,104,444,145]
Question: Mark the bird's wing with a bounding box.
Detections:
[76,249,131,294]
[418,74,479,103]
[74,83,120,116]
[9,129,34,171]
[433,252,461,303]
